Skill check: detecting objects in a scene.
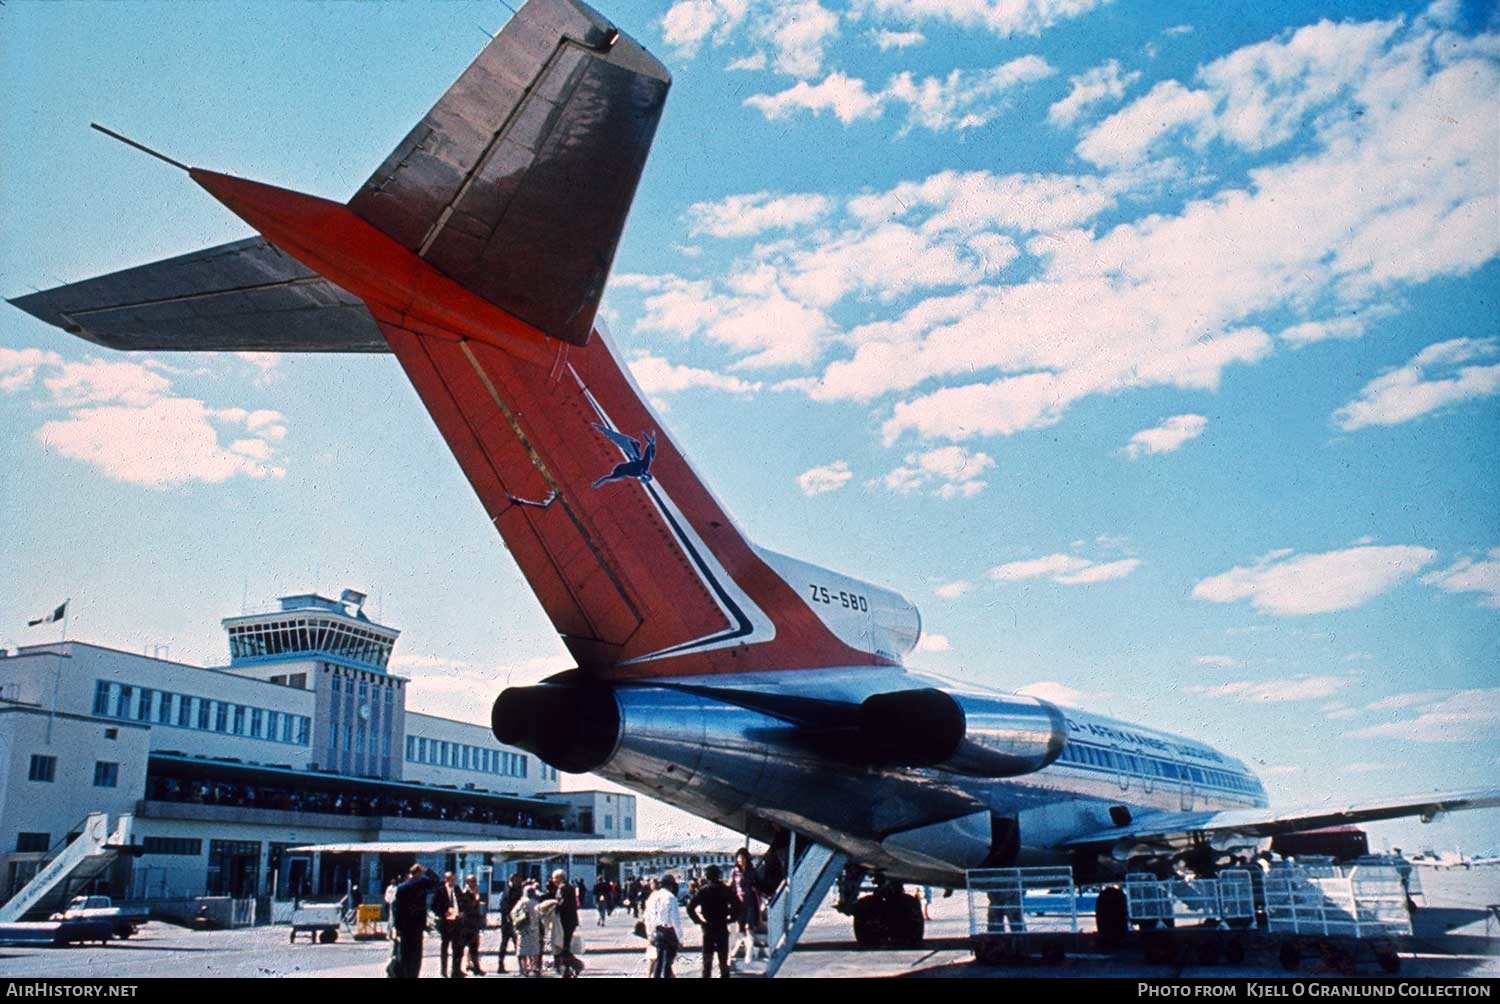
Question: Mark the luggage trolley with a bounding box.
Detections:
[1123,871,1255,966]
[1262,863,1411,973]
[966,867,1082,965]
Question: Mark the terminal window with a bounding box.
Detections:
[93,762,120,788]
[15,832,50,853]
[28,755,56,782]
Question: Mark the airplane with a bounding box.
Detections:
[11,0,1498,950]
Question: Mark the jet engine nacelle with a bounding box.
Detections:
[858,688,1067,778]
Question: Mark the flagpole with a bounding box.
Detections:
[46,598,69,745]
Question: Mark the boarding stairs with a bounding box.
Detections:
[0,813,134,922]
[737,834,847,978]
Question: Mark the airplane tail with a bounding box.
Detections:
[8,0,917,679]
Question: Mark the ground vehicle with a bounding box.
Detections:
[52,895,146,939]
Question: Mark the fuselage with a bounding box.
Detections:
[513,664,1268,887]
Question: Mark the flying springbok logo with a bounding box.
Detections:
[591,424,657,488]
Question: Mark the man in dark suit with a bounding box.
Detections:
[687,865,738,978]
[393,864,439,979]
[431,870,464,978]
[549,868,579,954]
[496,872,524,973]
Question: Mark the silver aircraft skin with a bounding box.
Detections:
[9,0,1497,897]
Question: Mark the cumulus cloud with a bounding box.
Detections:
[628,353,762,397]
[1185,675,1354,702]
[857,0,1111,38]
[870,29,924,51]
[1192,544,1436,615]
[687,191,832,238]
[1121,413,1207,458]
[989,552,1141,585]
[935,580,971,599]
[663,0,837,77]
[1017,681,1085,705]
[876,445,994,498]
[796,460,853,496]
[1279,316,1366,346]
[10,353,290,488]
[915,632,951,652]
[0,347,63,393]
[1348,688,1500,743]
[1421,549,1500,608]
[1048,59,1140,127]
[747,57,1054,131]
[1334,338,1500,431]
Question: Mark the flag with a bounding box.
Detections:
[27,601,66,627]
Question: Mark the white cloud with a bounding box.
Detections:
[747,58,1054,131]
[13,353,290,488]
[1195,655,1238,668]
[236,352,280,384]
[885,57,1055,132]
[796,460,853,496]
[1017,681,1085,706]
[1334,338,1500,431]
[915,633,950,652]
[1421,549,1500,608]
[1121,413,1207,458]
[877,445,993,498]
[745,72,884,124]
[726,52,767,71]
[1048,59,1139,127]
[393,653,572,720]
[847,168,1118,235]
[1077,79,1215,168]
[1185,675,1353,702]
[628,353,762,397]
[627,270,832,370]
[1325,706,1360,721]
[870,29,924,51]
[1348,688,1500,743]
[43,359,171,407]
[1366,691,1448,712]
[1279,316,1366,346]
[1192,544,1437,615]
[37,398,287,487]
[857,0,1112,38]
[0,347,62,393]
[661,0,750,57]
[759,1,839,77]
[935,580,971,599]
[989,552,1140,585]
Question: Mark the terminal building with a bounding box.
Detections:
[0,591,634,903]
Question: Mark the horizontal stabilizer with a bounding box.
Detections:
[348,0,671,346]
[9,238,386,352]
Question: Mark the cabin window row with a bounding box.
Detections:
[1059,743,1260,794]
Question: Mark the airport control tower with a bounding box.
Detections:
[222,590,405,779]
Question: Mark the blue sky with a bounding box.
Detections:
[2,0,1497,853]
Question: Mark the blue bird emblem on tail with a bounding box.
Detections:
[592,424,657,488]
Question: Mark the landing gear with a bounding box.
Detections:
[851,879,925,949]
[1095,886,1129,946]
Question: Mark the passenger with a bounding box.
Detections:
[643,876,683,979]
[496,872,525,973]
[511,882,543,977]
[594,875,611,926]
[729,848,761,962]
[687,865,737,979]
[548,868,580,954]
[383,877,399,940]
[432,870,464,978]
[459,874,487,976]
[391,864,439,979]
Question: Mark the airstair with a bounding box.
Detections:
[737,833,847,978]
[0,814,134,923]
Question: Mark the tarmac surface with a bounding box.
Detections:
[0,867,1494,979]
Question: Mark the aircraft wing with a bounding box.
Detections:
[1059,787,1500,850]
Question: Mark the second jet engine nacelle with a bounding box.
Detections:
[858,688,1067,778]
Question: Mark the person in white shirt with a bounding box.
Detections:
[643,875,683,978]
